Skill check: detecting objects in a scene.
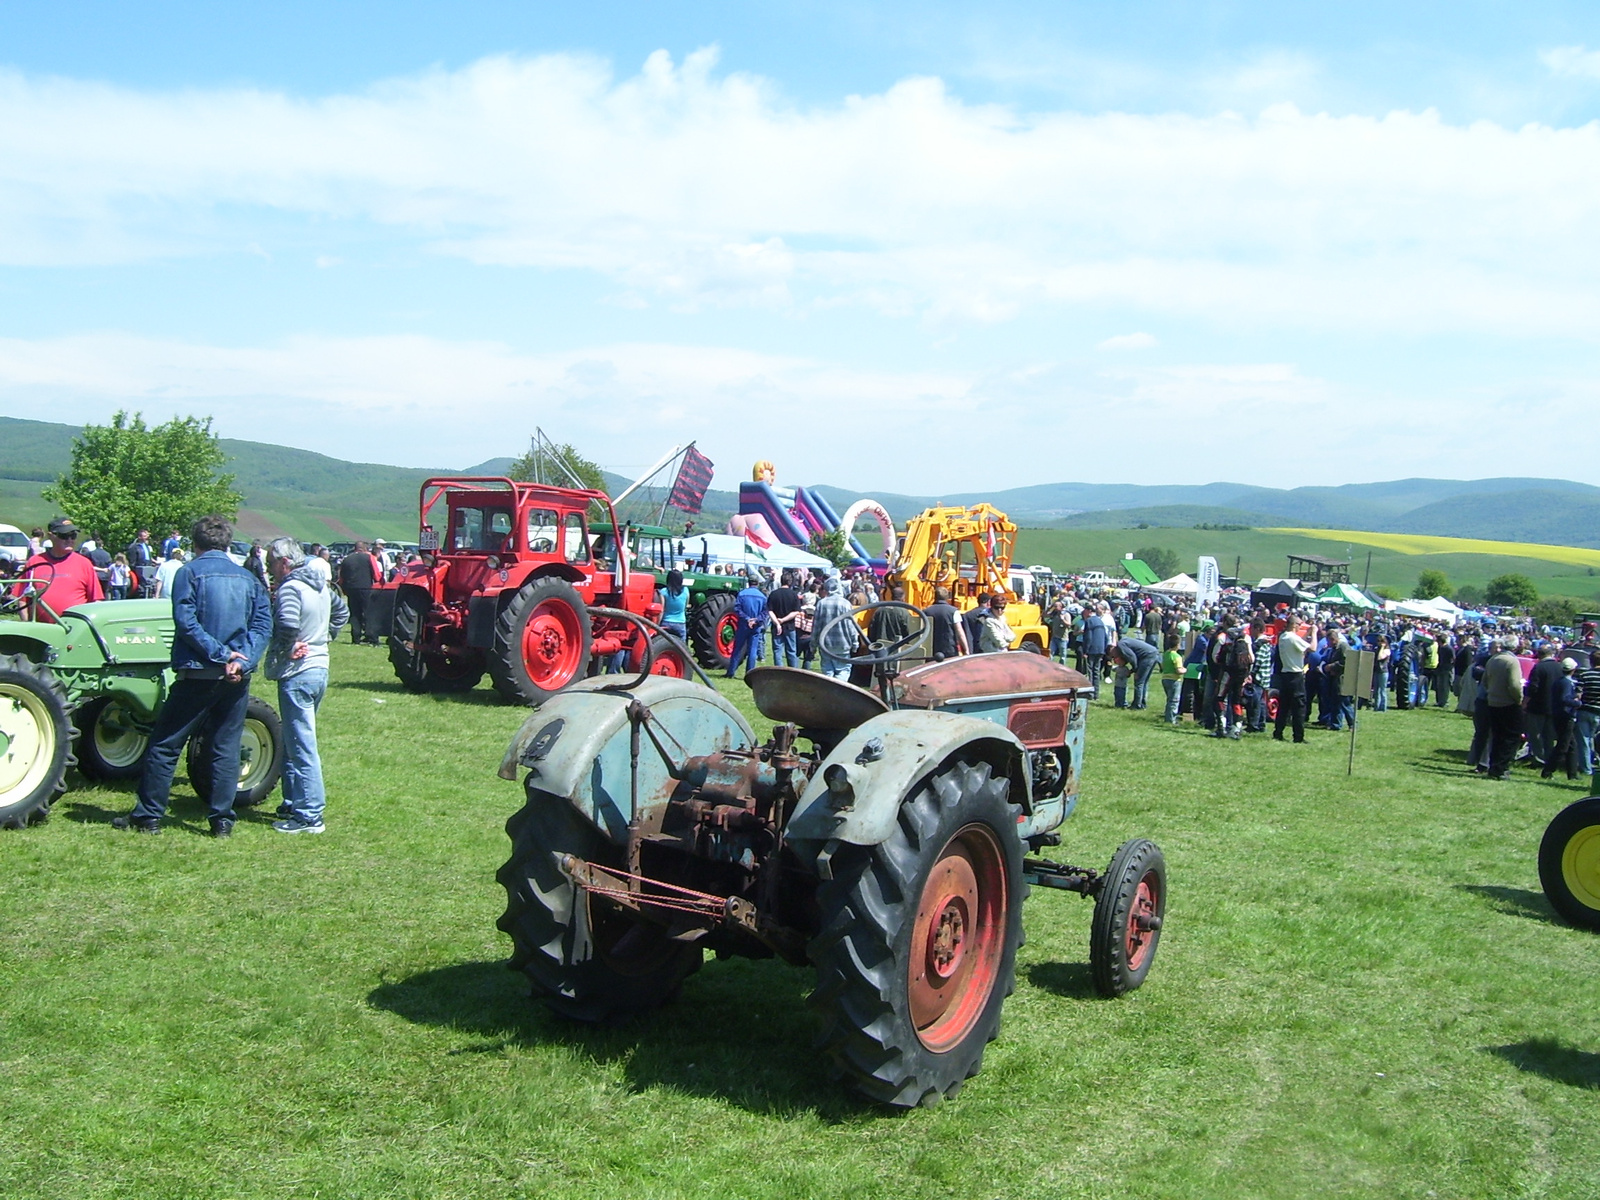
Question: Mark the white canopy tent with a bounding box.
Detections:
[1148,572,1199,594]
[680,534,833,572]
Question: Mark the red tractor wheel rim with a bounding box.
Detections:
[1126,872,1160,971]
[716,611,739,656]
[908,823,1008,1053]
[520,598,584,688]
[649,648,686,678]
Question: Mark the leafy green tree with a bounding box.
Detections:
[1485,573,1538,608]
[43,411,243,551]
[1413,569,1451,599]
[1453,584,1485,608]
[1134,546,1180,579]
[1531,596,1581,628]
[1370,585,1401,601]
[508,441,606,492]
[807,528,855,568]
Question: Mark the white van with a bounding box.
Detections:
[0,523,31,567]
[1077,570,1110,587]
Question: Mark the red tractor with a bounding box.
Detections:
[370,477,689,704]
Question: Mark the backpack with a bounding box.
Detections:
[1232,635,1254,674]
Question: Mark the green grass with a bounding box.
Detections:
[4,645,1600,1198]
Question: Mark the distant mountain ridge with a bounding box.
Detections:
[2,415,1596,547]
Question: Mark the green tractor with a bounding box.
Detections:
[0,591,285,829]
[594,523,745,671]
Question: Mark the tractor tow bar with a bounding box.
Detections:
[1023,857,1104,897]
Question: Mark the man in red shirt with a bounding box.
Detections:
[12,517,103,621]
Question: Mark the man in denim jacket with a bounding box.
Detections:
[114,515,272,837]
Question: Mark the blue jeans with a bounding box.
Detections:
[1162,677,1181,722]
[1373,668,1388,710]
[1576,710,1599,775]
[1132,660,1157,708]
[279,667,328,824]
[133,676,251,824]
[820,653,851,678]
[772,626,799,667]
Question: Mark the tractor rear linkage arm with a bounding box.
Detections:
[1023,857,1106,897]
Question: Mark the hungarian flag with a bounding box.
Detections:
[667,444,715,514]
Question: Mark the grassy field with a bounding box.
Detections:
[3,643,1599,1198]
[1010,527,1600,604]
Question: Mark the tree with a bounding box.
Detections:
[43,411,243,551]
[1133,547,1180,579]
[1453,584,1485,608]
[1532,596,1582,629]
[1413,569,1451,600]
[508,441,606,492]
[1485,573,1538,609]
[1370,584,1401,601]
[807,528,855,568]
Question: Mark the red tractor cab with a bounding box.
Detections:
[369,477,687,704]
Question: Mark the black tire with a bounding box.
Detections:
[388,588,485,693]
[632,635,690,679]
[689,591,739,672]
[75,697,149,781]
[1538,795,1600,931]
[497,787,702,1020]
[1020,637,1046,655]
[489,577,592,705]
[1090,838,1167,996]
[187,696,286,808]
[808,760,1025,1107]
[0,654,75,829]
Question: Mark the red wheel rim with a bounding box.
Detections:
[1126,871,1160,971]
[648,648,686,678]
[520,598,584,688]
[716,612,739,657]
[908,823,1008,1053]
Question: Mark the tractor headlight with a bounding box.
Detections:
[486,555,501,570]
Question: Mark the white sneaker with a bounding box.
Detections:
[273,818,325,834]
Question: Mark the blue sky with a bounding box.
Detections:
[2,2,1599,493]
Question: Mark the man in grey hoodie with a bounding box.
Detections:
[813,575,855,679]
[265,537,349,833]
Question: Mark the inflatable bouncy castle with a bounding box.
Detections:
[726,461,895,570]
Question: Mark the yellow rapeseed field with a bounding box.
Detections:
[1265,528,1600,569]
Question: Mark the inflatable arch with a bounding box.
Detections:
[840,499,897,563]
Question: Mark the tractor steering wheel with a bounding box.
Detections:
[817,601,929,667]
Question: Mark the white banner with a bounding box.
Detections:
[1197,556,1221,604]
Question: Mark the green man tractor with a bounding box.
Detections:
[0,593,285,829]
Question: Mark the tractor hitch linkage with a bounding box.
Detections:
[1022,857,1105,897]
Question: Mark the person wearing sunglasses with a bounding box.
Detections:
[9,516,102,621]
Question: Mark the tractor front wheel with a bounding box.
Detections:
[689,592,739,672]
[1090,838,1166,996]
[76,697,150,781]
[808,759,1024,1107]
[187,696,287,808]
[0,654,75,828]
[389,589,485,693]
[1539,795,1600,930]
[490,578,593,705]
[497,787,702,1020]
[631,635,690,679]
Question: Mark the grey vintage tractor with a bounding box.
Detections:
[0,587,285,829]
[495,603,1166,1106]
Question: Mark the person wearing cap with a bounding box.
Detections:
[725,571,769,679]
[10,517,103,621]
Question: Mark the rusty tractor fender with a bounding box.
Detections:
[497,675,756,844]
[785,709,1030,858]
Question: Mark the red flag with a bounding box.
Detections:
[667,445,715,514]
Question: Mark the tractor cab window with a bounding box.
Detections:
[592,530,619,569]
[450,506,514,553]
[527,509,560,555]
[563,513,589,564]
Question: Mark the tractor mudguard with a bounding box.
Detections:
[91,668,170,722]
[498,676,756,844]
[0,621,69,663]
[786,709,1031,851]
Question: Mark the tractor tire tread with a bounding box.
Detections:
[0,654,76,829]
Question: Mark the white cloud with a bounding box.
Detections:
[2,52,1600,332]
[1098,332,1157,351]
[1542,46,1600,79]
[4,332,1594,491]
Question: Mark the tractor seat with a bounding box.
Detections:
[744,666,888,732]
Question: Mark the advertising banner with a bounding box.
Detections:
[1197,556,1221,604]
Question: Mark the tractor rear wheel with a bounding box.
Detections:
[76,697,149,781]
[490,578,593,705]
[497,787,702,1020]
[689,592,739,672]
[389,589,485,693]
[1090,838,1166,996]
[808,759,1024,1107]
[0,654,75,828]
[187,696,287,808]
[631,635,690,679]
[1539,796,1600,930]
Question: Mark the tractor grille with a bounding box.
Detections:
[1007,700,1069,748]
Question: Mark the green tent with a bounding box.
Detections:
[1122,559,1161,587]
[1316,582,1378,610]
